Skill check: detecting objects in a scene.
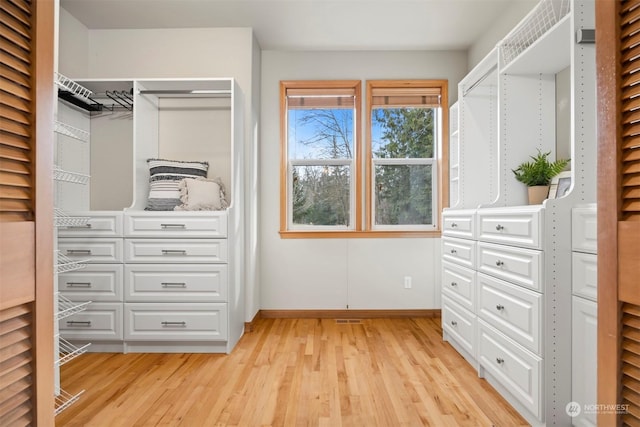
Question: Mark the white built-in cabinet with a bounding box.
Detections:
[55,78,245,354]
[442,0,596,426]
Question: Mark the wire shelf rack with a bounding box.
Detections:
[54,208,91,228]
[53,167,90,185]
[54,121,90,143]
[55,388,85,416]
[500,0,570,68]
[56,251,88,274]
[55,294,91,321]
[54,72,92,99]
[56,337,90,367]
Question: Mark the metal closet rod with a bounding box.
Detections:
[462,64,498,97]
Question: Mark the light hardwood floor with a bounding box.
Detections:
[56,317,529,426]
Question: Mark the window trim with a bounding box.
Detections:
[279,79,449,238]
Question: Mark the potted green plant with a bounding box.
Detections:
[512,149,570,204]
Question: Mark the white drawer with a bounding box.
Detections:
[59,302,123,340]
[572,205,597,254]
[477,207,543,249]
[477,273,542,356]
[124,212,227,238]
[478,320,542,419]
[572,252,597,301]
[441,261,475,312]
[59,264,123,302]
[58,238,124,263]
[477,242,542,292]
[442,237,476,269]
[442,209,475,239]
[124,303,228,341]
[442,295,476,358]
[58,211,123,237]
[125,264,228,302]
[124,239,227,263]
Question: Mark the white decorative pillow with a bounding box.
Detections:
[146,158,209,211]
[175,177,228,211]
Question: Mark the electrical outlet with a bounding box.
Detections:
[404,276,412,289]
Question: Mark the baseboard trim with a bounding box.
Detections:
[259,309,441,319]
[244,310,262,332]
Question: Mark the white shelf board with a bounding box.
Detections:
[501,14,571,75]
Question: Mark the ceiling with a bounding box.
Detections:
[60,0,521,51]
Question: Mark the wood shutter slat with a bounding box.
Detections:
[624,187,640,199]
[624,200,640,212]
[0,23,30,52]
[0,2,31,28]
[0,159,30,175]
[0,118,30,138]
[0,77,32,102]
[6,0,30,15]
[0,171,31,188]
[0,63,30,88]
[623,82,640,101]
[623,161,640,174]
[0,187,30,200]
[624,148,640,162]
[623,109,640,125]
[0,51,29,76]
[622,2,640,26]
[0,200,31,213]
[0,146,29,162]
[0,31,30,65]
[0,11,31,42]
[0,133,30,151]
[622,17,640,39]
[623,174,640,187]
[0,91,30,115]
[0,105,29,126]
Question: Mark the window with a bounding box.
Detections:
[280,80,447,237]
[367,81,445,231]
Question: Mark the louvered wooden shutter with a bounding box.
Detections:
[1,0,34,222]
[599,0,640,425]
[620,2,640,425]
[0,0,54,425]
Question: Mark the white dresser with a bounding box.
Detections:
[123,211,231,352]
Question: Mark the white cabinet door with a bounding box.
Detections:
[442,237,476,269]
[571,297,597,427]
[442,261,476,312]
[442,209,476,239]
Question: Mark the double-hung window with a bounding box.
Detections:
[281,81,361,232]
[367,81,445,231]
[280,79,447,237]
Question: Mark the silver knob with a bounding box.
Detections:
[496,357,505,364]
[451,222,458,228]
[450,249,457,254]
[496,260,504,267]
[451,282,458,287]
[496,304,505,311]
[451,321,457,326]
[496,224,504,231]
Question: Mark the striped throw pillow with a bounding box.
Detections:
[145,159,209,211]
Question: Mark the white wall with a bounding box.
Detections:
[260,50,467,310]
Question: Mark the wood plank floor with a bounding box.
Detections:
[56,317,529,426]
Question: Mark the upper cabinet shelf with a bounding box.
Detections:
[500,15,571,75]
[499,0,571,75]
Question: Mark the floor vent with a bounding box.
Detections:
[336,319,362,324]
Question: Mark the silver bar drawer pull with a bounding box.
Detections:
[161,282,187,288]
[162,250,187,256]
[66,320,92,326]
[66,224,92,229]
[66,282,92,288]
[161,223,186,229]
[161,321,187,327]
[66,249,92,255]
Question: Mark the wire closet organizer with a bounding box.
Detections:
[55,72,134,112]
